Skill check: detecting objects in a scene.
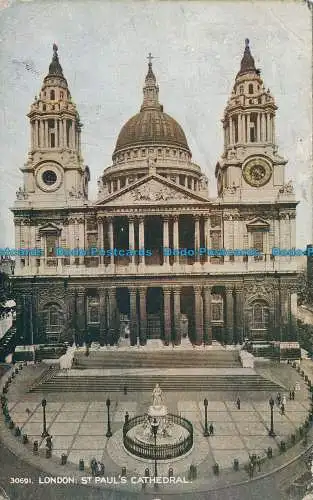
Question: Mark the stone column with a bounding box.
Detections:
[39,121,44,148]
[194,215,200,262]
[139,288,147,345]
[128,216,135,265]
[98,217,104,266]
[235,287,244,344]
[225,287,234,344]
[107,288,117,345]
[99,287,107,345]
[44,120,48,148]
[63,119,67,147]
[34,121,38,148]
[129,287,138,346]
[257,113,261,142]
[238,114,242,143]
[203,216,209,263]
[163,287,171,345]
[107,217,114,266]
[59,119,63,148]
[138,216,145,266]
[78,219,85,265]
[194,286,203,345]
[266,113,270,142]
[66,289,76,344]
[261,113,266,142]
[229,117,233,145]
[203,286,212,344]
[76,288,86,346]
[247,113,251,142]
[163,216,170,266]
[173,287,181,345]
[173,216,179,264]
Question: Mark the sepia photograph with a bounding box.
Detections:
[0,1,312,499]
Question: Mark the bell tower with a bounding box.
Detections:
[15,44,89,208]
[215,39,293,203]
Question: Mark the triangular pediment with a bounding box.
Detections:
[96,174,209,206]
[38,222,62,234]
[246,217,270,231]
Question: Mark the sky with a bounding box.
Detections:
[0,0,311,246]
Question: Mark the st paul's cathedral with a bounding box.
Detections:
[11,40,298,347]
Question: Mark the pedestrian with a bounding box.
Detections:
[236,397,241,410]
[256,455,261,472]
[289,389,292,400]
[123,384,127,395]
[90,458,97,476]
[280,403,285,415]
[292,388,295,400]
[99,462,105,475]
[209,423,214,435]
[282,395,287,406]
[125,411,129,424]
[248,461,254,478]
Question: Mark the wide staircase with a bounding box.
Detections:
[30,372,283,393]
[72,349,242,369]
[29,349,285,393]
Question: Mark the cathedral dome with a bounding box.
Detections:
[112,58,191,161]
[114,109,190,155]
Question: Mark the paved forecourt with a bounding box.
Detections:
[8,390,310,476]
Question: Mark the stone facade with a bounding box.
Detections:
[11,41,298,346]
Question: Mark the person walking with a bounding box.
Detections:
[282,394,287,406]
[236,397,241,410]
[256,455,261,472]
[209,423,214,435]
[277,392,281,406]
[280,403,285,415]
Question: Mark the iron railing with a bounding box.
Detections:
[123,413,193,460]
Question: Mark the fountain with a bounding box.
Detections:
[123,384,193,460]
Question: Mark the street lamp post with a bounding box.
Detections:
[41,398,49,438]
[106,398,112,438]
[151,417,159,488]
[269,396,275,437]
[203,398,209,436]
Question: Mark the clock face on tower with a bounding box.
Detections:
[242,158,272,187]
[35,162,63,192]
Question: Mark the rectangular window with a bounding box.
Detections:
[252,231,264,261]
[46,235,57,257]
[50,133,55,147]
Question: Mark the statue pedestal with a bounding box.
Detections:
[147,404,169,436]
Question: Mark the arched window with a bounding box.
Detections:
[239,85,244,94]
[50,90,55,100]
[60,91,64,99]
[248,84,254,94]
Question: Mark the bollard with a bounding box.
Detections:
[213,463,219,475]
[233,459,239,471]
[168,467,174,477]
[61,454,67,465]
[33,441,39,455]
[22,434,28,444]
[79,459,84,471]
[121,467,127,477]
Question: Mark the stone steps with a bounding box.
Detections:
[30,373,283,393]
[73,350,241,369]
